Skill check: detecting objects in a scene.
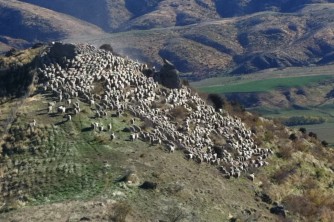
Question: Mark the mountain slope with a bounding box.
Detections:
[64,4,334,76]
[0,43,333,221]
[0,0,104,45]
[2,2,334,76]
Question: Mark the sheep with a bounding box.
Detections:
[248,173,255,181]
[48,105,53,113]
[107,123,112,131]
[58,106,66,113]
[36,43,272,180]
[167,143,176,153]
[130,133,138,141]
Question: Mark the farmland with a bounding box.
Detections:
[193,66,334,145]
[198,75,333,94]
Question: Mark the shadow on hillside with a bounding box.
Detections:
[81,127,92,132]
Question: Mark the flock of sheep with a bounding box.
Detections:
[36,42,272,178]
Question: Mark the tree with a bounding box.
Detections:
[299,127,307,134]
[208,94,225,111]
[321,140,329,147]
[99,44,114,52]
[289,133,297,141]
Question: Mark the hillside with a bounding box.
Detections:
[0,43,333,221]
[0,2,333,76]
[0,0,105,47]
[60,3,334,77]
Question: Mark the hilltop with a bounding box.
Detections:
[0,43,333,221]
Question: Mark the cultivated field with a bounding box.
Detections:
[193,65,334,145]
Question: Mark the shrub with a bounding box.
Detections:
[299,127,307,134]
[283,195,317,218]
[165,205,187,222]
[322,140,329,147]
[276,146,292,159]
[289,133,297,141]
[169,106,188,121]
[141,118,154,130]
[309,132,318,139]
[93,135,109,144]
[282,116,325,126]
[264,131,274,142]
[99,44,114,52]
[111,201,131,222]
[207,94,225,111]
[315,168,326,179]
[181,79,189,86]
[272,165,298,184]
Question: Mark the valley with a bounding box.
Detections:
[193,65,334,145]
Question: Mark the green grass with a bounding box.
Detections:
[292,122,334,145]
[199,75,334,94]
[248,105,334,145]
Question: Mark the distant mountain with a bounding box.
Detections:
[2,1,334,76]
[0,0,104,47]
[17,0,334,31]
[71,4,334,77]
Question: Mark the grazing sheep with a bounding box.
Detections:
[58,106,66,113]
[110,133,115,141]
[167,143,176,153]
[48,105,53,113]
[35,42,272,180]
[248,173,255,181]
[107,123,112,131]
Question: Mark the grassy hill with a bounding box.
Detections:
[0,44,333,222]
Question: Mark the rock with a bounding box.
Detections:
[155,59,181,89]
[125,173,140,185]
[270,204,286,217]
[139,181,157,190]
[117,170,140,186]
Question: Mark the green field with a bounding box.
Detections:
[198,75,334,94]
[192,65,334,145]
[249,105,334,145]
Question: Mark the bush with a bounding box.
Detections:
[165,205,187,222]
[169,106,189,121]
[111,201,131,222]
[299,127,307,134]
[282,116,325,126]
[321,140,329,147]
[272,165,298,184]
[289,133,297,141]
[181,79,190,86]
[207,94,225,111]
[99,44,114,52]
[309,132,318,139]
[277,146,292,159]
[283,195,317,218]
